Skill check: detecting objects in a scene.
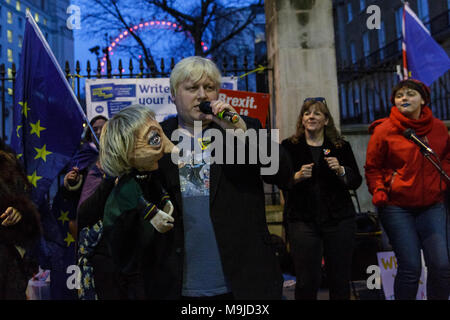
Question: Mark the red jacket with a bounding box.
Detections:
[365,106,450,208]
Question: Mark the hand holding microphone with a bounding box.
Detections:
[199,101,240,124]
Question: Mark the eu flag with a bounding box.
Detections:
[9,13,85,300]
[403,4,450,86]
[10,13,84,206]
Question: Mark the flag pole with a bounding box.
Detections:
[24,12,99,146]
[20,22,29,173]
[21,78,28,173]
[402,1,409,80]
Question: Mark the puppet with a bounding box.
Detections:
[77,105,174,299]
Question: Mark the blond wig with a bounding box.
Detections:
[170,56,221,97]
[99,105,156,177]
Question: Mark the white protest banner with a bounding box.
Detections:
[376,251,427,300]
[85,77,237,122]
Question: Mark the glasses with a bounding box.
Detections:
[303,97,326,104]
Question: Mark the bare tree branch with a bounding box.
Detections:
[79,0,262,60]
[207,7,258,55]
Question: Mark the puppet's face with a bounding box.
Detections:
[129,118,174,172]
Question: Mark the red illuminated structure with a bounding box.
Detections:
[100,20,209,73]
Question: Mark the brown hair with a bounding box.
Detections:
[390,79,431,106]
[85,115,108,143]
[289,100,344,148]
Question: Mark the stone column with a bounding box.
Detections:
[265,0,340,140]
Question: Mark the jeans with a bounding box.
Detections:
[287,218,355,300]
[379,202,450,300]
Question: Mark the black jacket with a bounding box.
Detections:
[143,116,293,300]
[281,136,362,224]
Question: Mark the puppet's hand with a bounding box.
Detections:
[150,210,174,233]
[163,200,174,216]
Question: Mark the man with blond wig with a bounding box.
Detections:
[149,56,293,300]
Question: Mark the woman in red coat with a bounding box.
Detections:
[365,79,450,300]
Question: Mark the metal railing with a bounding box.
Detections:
[336,8,450,125]
[337,40,450,125]
[338,56,449,125]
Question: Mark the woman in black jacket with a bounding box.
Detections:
[281,98,362,300]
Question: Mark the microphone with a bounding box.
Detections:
[403,128,435,155]
[199,101,239,124]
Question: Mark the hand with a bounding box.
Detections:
[294,163,314,182]
[1,207,22,227]
[202,100,247,131]
[163,200,174,216]
[372,189,388,207]
[325,157,344,176]
[150,210,174,233]
[65,167,80,185]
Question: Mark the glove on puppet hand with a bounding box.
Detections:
[138,196,174,233]
[372,189,388,207]
[150,208,174,233]
[162,200,174,216]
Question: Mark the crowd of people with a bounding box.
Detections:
[0,57,449,300]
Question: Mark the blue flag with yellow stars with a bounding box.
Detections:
[9,13,84,300]
[10,13,84,206]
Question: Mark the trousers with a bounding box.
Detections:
[379,202,450,300]
[287,217,355,300]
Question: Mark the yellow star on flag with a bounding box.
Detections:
[58,210,70,225]
[34,144,52,162]
[16,125,22,138]
[30,120,46,138]
[64,232,75,247]
[19,101,31,118]
[16,154,23,159]
[27,170,42,188]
